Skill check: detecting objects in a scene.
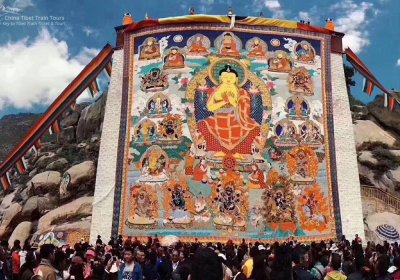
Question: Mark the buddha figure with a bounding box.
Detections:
[268,51,293,73]
[140,68,169,92]
[188,34,210,56]
[288,67,314,96]
[247,38,267,59]
[286,96,310,120]
[219,33,241,58]
[295,41,316,63]
[139,37,161,60]
[163,47,185,69]
[197,63,261,160]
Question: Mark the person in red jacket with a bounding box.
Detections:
[11,240,21,280]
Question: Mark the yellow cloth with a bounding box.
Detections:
[242,258,254,278]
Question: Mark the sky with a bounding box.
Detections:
[0,0,399,117]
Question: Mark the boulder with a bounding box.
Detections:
[0,203,22,238]
[37,196,93,232]
[45,158,69,172]
[60,111,79,128]
[65,161,96,188]
[19,184,34,203]
[56,148,63,155]
[21,196,39,218]
[35,152,58,169]
[60,126,76,143]
[76,94,107,142]
[358,151,378,165]
[353,120,396,148]
[351,105,368,120]
[29,168,38,178]
[0,192,16,209]
[8,221,32,248]
[28,171,61,194]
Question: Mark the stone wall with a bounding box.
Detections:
[331,53,365,240]
[90,49,124,244]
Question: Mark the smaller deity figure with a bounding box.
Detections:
[250,205,263,228]
[134,119,157,145]
[247,38,267,59]
[193,195,211,223]
[286,148,318,184]
[286,96,310,120]
[128,184,158,227]
[137,146,169,183]
[268,146,282,161]
[139,37,161,60]
[190,130,207,158]
[294,41,316,63]
[274,119,298,148]
[140,68,169,92]
[158,115,183,142]
[248,164,266,189]
[299,121,323,147]
[288,67,314,96]
[268,51,293,73]
[212,175,248,229]
[188,34,211,56]
[295,151,309,179]
[219,33,242,58]
[145,94,171,117]
[163,47,185,69]
[164,183,193,226]
[193,158,210,183]
[251,136,265,163]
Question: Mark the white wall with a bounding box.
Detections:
[331,53,365,241]
[90,49,124,244]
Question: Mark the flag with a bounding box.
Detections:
[105,62,112,78]
[362,78,374,96]
[15,157,28,175]
[88,78,100,98]
[384,93,389,108]
[0,172,11,191]
[48,120,61,135]
[390,97,396,111]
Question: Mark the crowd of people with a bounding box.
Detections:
[1,234,400,280]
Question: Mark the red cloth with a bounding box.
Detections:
[199,89,259,154]
[12,251,20,275]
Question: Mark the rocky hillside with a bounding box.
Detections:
[0,114,42,163]
[352,98,400,194]
[0,94,107,246]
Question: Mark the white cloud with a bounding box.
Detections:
[331,0,375,53]
[12,0,33,9]
[0,28,99,111]
[396,58,400,67]
[264,0,286,18]
[82,26,99,37]
[298,6,320,25]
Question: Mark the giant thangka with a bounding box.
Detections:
[107,24,341,242]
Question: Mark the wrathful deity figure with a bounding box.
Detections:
[219,33,241,58]
[197,63,261,159]
[288,67,314,96]
[164,183,193,226]
[128,184,158,227]
[163,47,185,69]
[247,38,267,59]
[139,37,161,60]
[295,41,316,63]
[140,68,169,92]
